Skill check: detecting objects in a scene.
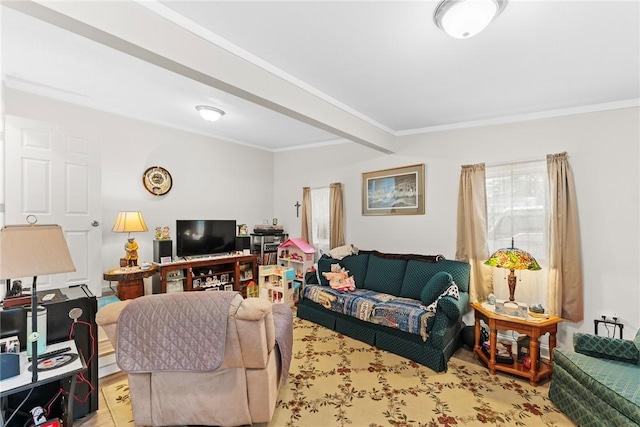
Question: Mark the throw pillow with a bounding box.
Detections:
[423,283,460,313]
[420,271,454,306]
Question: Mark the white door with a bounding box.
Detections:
[4,115,102,296]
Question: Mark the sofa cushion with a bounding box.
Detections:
[339,253,369,289]
[363,254,407,295]
[303,285,435,341]
[420,272,454,306]
[400,259,436,300]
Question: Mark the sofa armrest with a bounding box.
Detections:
[437,292,469,321]
[574,333,640,365]
[427,293,469,350]
[95,300,132,347]
[235,298,275,368]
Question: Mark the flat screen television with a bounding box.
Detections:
[176,220,237,258]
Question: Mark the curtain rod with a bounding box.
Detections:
[486,156,546,167]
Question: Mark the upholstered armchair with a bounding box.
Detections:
[549,329,640,426]
[96,291,293,427]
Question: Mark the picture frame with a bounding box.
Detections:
[160,256,172,264]
[362,163,425,215]
[224,284,233,291]
[193,278,202,288]
[220,273,229,283]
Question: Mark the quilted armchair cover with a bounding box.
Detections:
[97,291,292,427]
[117,291,237,372]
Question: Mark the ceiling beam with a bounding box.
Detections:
[5,0,395,154]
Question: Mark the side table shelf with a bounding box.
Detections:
[471,302,563,386]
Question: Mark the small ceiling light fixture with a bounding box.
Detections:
[196,105,225,122]
[434,0,508,39]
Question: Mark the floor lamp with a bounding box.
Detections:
[0,224,76,382]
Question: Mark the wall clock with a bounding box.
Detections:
[143,166,173,196]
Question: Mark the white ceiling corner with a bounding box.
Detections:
[2,0,639,152]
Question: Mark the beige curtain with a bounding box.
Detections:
[301,187,313,245]
[329,182,345,249]
[547,152,583,321]
[456,163,492,303]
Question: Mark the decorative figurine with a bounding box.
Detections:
[161,226,170,240]
[155,227,162,240]
[487,293,496,305]
[124,237,139,267]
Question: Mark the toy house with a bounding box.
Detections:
[278,238,315,305]
[278,238,315,282]
[258,265,295,306]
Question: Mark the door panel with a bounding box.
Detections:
[5,116,102,295]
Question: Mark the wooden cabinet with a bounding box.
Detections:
[154,254,258,297]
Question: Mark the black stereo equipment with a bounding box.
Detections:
[153,239,173,263]
[236,236,250,251]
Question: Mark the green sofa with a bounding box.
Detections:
[549,329,640,426]
[296,250,470,372]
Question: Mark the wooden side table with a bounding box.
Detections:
[104,265,157,300]
[471,302,563,386]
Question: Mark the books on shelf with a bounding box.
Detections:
[261,252,278,265]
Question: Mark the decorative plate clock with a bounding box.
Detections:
[143,166,172,196]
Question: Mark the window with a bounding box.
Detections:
[486,160,548,305]
[310,187,330,257]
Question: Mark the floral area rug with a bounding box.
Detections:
[102,317,576,426]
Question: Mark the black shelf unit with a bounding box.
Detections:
[0,285,98,422]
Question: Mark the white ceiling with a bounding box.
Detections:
[3,1,639,152]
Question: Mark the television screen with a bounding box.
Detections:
[176,220,237,258]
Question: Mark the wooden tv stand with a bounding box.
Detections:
[154,254,258,297]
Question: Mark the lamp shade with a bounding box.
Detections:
[434,0,508,39]
[112,211,148,233]
[484,243,540,271]
[0,225,76,280]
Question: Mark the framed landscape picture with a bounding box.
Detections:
[362,164,425,216]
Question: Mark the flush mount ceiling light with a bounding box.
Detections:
[434,0,508,39]
[195,105,225,122]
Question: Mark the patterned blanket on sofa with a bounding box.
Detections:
[303,285,434,341]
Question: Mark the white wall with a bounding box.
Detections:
[5,87,638,349]
[5,89,275,293]
[274,107,640,348]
